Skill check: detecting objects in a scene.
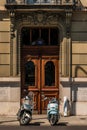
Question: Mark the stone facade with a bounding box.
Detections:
[0,0,87,115]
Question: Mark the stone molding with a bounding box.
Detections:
[0,77,20,82]
[60,77,87,82]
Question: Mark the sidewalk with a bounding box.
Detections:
[0,115,87,126]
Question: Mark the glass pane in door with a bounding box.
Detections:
[50,28,59,45]
[25,61,35,86]
[21,27,30,45]
[32,28,39,45]
[45,61,55,86]
[41,28,49,45]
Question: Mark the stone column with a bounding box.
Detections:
[66,11,73,112]
[65,11,72,77]
[10,10,15,76]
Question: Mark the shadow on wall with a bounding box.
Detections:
[63,81,87,115]
[75,65,87,77]
[71,81,87,115]
[71,65,87,115]
[60,65,87,115]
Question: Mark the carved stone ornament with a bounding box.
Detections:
[15,11,65,27]
[47,15,59,25]
[10,10,15,39]
[37,13,43,23]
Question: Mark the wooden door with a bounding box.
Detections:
[41,56,59,113]
[21,55,59,114]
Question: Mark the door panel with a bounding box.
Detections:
[41,56,59,89]
[41,56,59,112]
[41,91,59,113]
[21,55,59,114]
[23,56,40,89]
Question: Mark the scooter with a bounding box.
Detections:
[46,97,59,126]
[17,91,34,125]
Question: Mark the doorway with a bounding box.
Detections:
[21,27,60,114]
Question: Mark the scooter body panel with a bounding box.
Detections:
[23,104,32,111]
[47,103,58,114]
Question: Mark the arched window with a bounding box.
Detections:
[25,61,35,86]
[45,61,55,86]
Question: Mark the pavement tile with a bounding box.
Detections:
[0,115,87,126]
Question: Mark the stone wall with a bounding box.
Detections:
[71,12,87,77]
[0,0,6,5]
[0,16,10,76]
[0,77,20,116]
[60,78,87,115]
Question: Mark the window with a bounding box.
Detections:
[21,27,59,46]
[45,61,55,86]
[21,27,30,45]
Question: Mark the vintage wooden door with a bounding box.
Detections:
[21,55,59,114]
[21,27,60,114]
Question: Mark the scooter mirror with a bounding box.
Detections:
[44,97,48,100]
[42,97,48,101]
[41,94,45,98]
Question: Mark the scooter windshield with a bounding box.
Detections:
[22,91,34,106]
[23,97,32,106]
[49,98,58,104]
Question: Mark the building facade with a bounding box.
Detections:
[0,0,87,116]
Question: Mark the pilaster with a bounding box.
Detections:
[65,11,72,77]
[10,10,15,76]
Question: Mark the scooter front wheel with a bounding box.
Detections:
[20,112,31,125]
[50,114,57,126]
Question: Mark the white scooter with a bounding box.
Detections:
[42,95,60,126]
[47,97,60,126]
[17,91,34,125]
